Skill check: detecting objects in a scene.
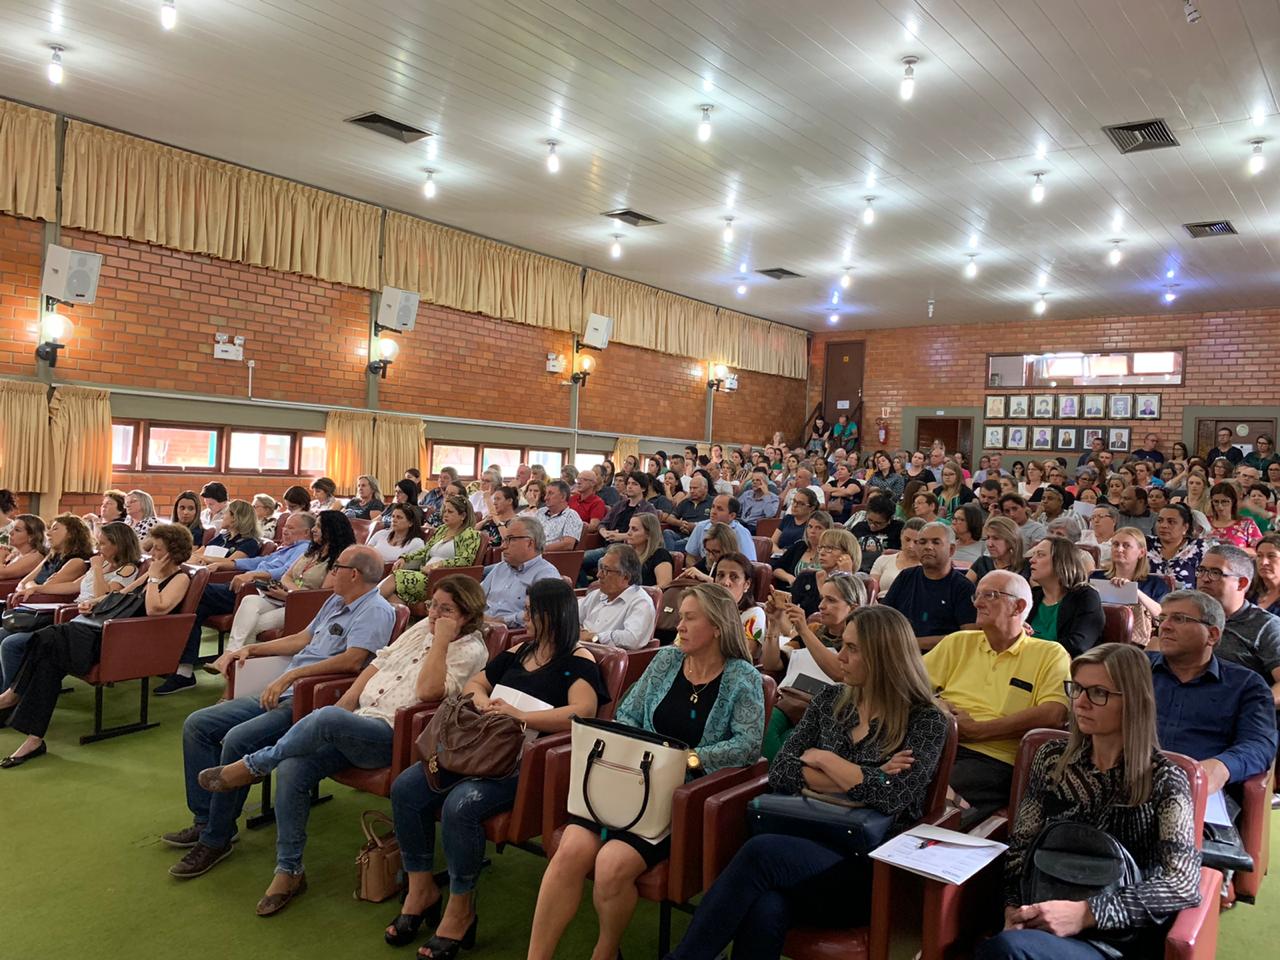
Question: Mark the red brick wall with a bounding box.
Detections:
[0,215,44,378]
[809,309,1280,456]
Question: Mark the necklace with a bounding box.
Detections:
[684,659,719,705]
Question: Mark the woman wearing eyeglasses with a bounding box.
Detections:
[1206,482,1263,552]
[789,528,862,619]
[978,643,1201,960]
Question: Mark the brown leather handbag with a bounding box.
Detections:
[414,692,526,791]
[355,810,402,902]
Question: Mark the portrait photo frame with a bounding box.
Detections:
[985,395,1007,419]
[1082,394,1106,418]
[1008,395,1030,418]
[1056,428,1078,451]
[984,425,1006,449]
[1108,427,1132,452]
[1032,395,1055,419]
[1031,427,1054,451]
[1108,393,1133,420]
[1135,394,1160,420]
[1057,395,1081,419]
[1006,426,1028,450]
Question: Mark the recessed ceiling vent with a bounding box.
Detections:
[1102,118,1179,154]
[345,112,432,143]
[1183,220,1237,238]
[602,208,664,227]
[756,267,804,280]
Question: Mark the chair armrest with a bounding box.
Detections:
[507,731,571,844]
[669,760,767,903]
[541,740,577,843]
[700,772,770,888]
[310,677,358,710]
[918,811,1010,960]
[1234,767,1272,899]
[53,604,83,624]
[96,613,196,682]
[392,700,443,778]
[291,671,360,722]
[1164,867,1223,960]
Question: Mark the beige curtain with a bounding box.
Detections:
[716,308,809,380]
[45,386,112,516]
[583,271,718,361]
[373,414,426,493]
[383,212,582,332]
[324,411,376,491]
[0,100,57,222]
[0,379,50,494]
[61,122,381,289]
[611,436,640,471]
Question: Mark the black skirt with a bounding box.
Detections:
[566,814,671,869]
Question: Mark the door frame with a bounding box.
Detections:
[902,406,982,460]
[821,340,866,418]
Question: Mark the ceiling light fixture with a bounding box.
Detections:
[697,105,713,142]
[47,45,64,85]
[545,140,560,173]
[1108,241,1123,266]
[862,197,876,226]
[831,290,840,305]
[1184,1,1201,25]
[1251,106,1266,127]
[899,56,918,101]
[865,170,877,189]
[1164,285,1179,303]
[1034,294,1048,315]
[1166,267,1176,279]
[1030,172,1046,203]
[828,313,839,325]
[1248,139,1266,175]
[722,216,735,243]
[1035,142,1048,161]
[1111,210,1125,232]
[160,0,177,30]
[422,169,437,199]
[738,260,747,273]
[1037,269,1050,288]
[736,283,747,296]
[839,268,853,289]
[609,234,622,259]
[968,231,979,249]
[964,254,978,279]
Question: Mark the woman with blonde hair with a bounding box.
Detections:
[1181,471,1210,517]
[626,513,673,588]
[678,522,742,583]
[194,499,263,568]
[966,516,1030,583]
[528,582,764,960]
[381,495,482,605]
[665,605,947,960]
[1089,527,1169,648]
[124,489,160,539]
[343,475,385,522]
[789,527,862,617]
[979,643,1200,959]
[1027,536,1105,656]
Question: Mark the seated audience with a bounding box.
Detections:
[1089,527,1169,649]
[662,472,713,551]
[711,551,768,658]
[741,466,782,530]
[951,503,986,565]
[1119,486,1157,537]
[967,515,1030,585]
[477,485,519,548]
[783,465,826,514]
[1019,460,1046,500]
[871,517,925,594]
[626,513,673,588]
[1033,485,1074,528]
[925,570,1071,826]
[1207,482,1263,551]
[978,643,1202,960]
[769,487,818,557]
[790,528,861,618]
[309,477,341,513]
[821,463,862,525]
[1247,533,1280,615]
[849,495,903,572]
[193,499,263,568]
[977,478,1003,515]
[124,489,160,538]
[665,605,946,960]
[280,485,312,517]
[420,467,458,518]
[163,546,393,878]
[580,472,658,581]
[6,514,93,599]
[567,469,609,532]
[685,495,756,561]
[577,545,656,650]
[1000,494,1048,549]
[171,490,206,548]
[596,462,622,507]
[194,575,488,917]
[252,494,279,541]
[81,488,127,538]
[530,582,763,960]
[1082,505,1118,564]
[469,468,503,520]
[536,480,584,552]
[883,522,977,648]
[912,490,943,524]
[200,482,229,528]
[1150,590,1278,794]
[0,524,193,766]
[1028,536,1106,656]
[1147,504,1206,589]
[1193,544,1280,702]
[389,579,608,957]
[373,479,420,532]
[476,516,561,627]
[380,495,482,605]
[339,475,383,521]
[0,514,48,581]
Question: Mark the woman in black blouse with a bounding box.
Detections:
[665,605,948,960]
[386,579,609,958]
[170,490,206,548]
[978,643,1201,960]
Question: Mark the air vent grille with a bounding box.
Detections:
[1101,118,1179,154]
[1183,220,1237,238]
[756,267,804,280]
[602,209,664,227]
[345,112,432,143]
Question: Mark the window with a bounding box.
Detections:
[480,446,523,480]
[528,449,564,475]
[431,444,477,478]
[146,425,219,470]
[228,430,293,473]
[112,422,138,469]
[299,434,326,474]
[575,452,607,473]
[987,349,1184,387]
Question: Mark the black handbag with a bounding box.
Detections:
[0,606,54,633]
[79,586,148,627]
[1020,821,1141,905]
[747,791,895,857]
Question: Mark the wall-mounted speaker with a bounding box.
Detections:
[581,312,613,350]
[378,286,420,331]
[42,244,103,304]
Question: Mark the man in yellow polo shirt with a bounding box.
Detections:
[924,569,1070,827]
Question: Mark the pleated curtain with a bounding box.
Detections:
[46,386,113,516]
[0,379,51,495]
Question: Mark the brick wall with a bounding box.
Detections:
[0,214,44,378]
[809,309,1280,458]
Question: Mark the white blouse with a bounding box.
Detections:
[366,529,426,562]
[354,627,489,727]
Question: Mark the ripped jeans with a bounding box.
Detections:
[390,763,520,894]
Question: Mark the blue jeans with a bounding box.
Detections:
[577,547,608,587]
[666,834,869,960]
[181,696,293,848]
[0,628,36,691]
[390,763,519,893]
[241,705,394,874]
[181,583,236,665]
[976,931,1110,960]
[662,531,690,553]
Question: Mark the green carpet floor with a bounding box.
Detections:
[1,663,1276,960]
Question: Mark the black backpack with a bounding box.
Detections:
[1020,821,1141,905]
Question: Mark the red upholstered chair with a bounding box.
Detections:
[700,712,957,960]
[542,675,780,955]
[749,562,774,604]
[920,728,1223,960]
[203,580,259,654]
[66,564,212,744]
[1232,767,1273,904]
[1102,603,1136,645]
[754,517,781,540]
[201,528,218,546]
[251,588,334,645]
[855,572,878,605]
[579,529,605,551]
[752,536,773,563]
[347,518,372,544]
[545,550,585,583]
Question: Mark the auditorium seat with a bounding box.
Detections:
[1101,603,1135,645]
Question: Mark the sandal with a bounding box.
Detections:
[418,915,478,960]
[385,898,443,947]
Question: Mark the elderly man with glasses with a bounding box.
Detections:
[1193,544,1280,708]
[923,569,1071,827]
[481,516,561,628]
[577,545,655,650]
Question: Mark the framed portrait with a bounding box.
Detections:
[1057,395,1080,418]
[1006,426,1028,450]
[1108,394,1133,420]
[1032,395,1055,418]
[1082,427,1105,448]
[1082,394,1106,418]
[1008,395,1030,418]
[983,426,1005,449]
[1135,394,1160,419]
[1031,427,1054,450]
[1056,428,1078,451]
[985,395,1007,419]
[1108,427,1131,452]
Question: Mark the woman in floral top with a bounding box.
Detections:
[383,495,483,605]
[664,605,946,960]
[1146,504,1206,590]
[124,489,161,539]
[1207,482,1263,551]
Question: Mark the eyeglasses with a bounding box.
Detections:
[330,563,357,572]
[1194,567,1228,583]
[1155,612,1213,629]
[1064,680,1122,706]
[504,535,533,543]
[598,565,623,576]
[974,589,1019,603]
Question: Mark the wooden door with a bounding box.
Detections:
[917,417,973,463]
[823,341,865,422]
[1194,417,1277,460]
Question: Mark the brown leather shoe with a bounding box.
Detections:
[198,761,264,793]
[256,874,308,917]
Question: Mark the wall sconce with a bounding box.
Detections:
[36,297,70,367]
[367,333,400,379]
[570,353,596,386]
[707,363,730,391]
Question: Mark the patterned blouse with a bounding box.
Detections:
[866,471,906,502]
[1003,739,1201,932]
[769,685,948,826]
[353,627,488,727]
[403,525,482,570]
[1145,536,1206,590]
[128,516,160,538]
[1208,518,1263,550]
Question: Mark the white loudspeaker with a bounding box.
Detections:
[42,244,103,304]
[378,286,420,332]
[581,312,613,350]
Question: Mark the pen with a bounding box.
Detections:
[916,839,939,850]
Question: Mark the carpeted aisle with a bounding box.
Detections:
[0,667,1275,959]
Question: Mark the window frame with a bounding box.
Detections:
[111,419,142,471]
[427,442,573,482]
[297,432,328,477]
[118,419,328,477]
[226,428,299,477]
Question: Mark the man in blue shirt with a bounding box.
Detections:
[1149,590,1277,794]
[419,466,458,520]
[483,516,561,627]
[685,495,757,560]
[157,512,318,697]
[738,468,780,533]
[165,545,395,879]
[883,522,978,650]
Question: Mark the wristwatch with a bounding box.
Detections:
[686,752,703,775]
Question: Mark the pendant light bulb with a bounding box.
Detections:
[736,283,747,296]
[609,235,622,259]
[839,268,853,289]
[1164,286,1178,304]
[697,105,713,142]
[964,255,978,279]
[1248,140,1266,175]
[1030,173,1046,204]
[1107,242,1123,266]
[160,0,177,30]
[422,170,437,199]
[899,57,918,101]
[47,46,64,85]
[1034,295,1048,316]
[828,313,839,325]
[545,140,560,174]
[862,197,875,226]
[722,217,735,244]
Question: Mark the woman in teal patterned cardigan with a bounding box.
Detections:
[379,495,483,605]
[527,582,765,960]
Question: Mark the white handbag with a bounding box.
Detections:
[567,716,690,841]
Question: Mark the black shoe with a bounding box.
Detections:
[417,915,477,959]
[386,899,443,947]
[168,842,233,878]
[154,674,197,696]
[160,824,239,848]
[0,741,46,768]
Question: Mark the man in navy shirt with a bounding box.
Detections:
[882,521,977,650]
[1149,590,1277,794]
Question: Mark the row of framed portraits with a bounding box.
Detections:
[984,425,1132,452]
[984,393,1160,420]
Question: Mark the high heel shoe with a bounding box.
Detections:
[385,898,443,947]
[417,914,478,960]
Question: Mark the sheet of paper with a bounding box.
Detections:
[15,602,68,611]
[202,545,229,559]
[906,823,1006,848]
[1071,501,1096,520]
[780,647,836,692]
[870,824,1007,886]
[1204,790,1233,828]
[1089,579,1139,604]
[491,683,554,741]
[233,655,293,699]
